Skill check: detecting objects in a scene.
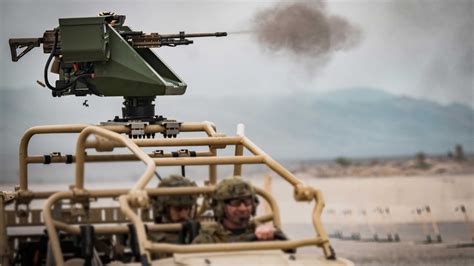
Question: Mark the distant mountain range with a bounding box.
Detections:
[0,87,473,181]
[188,88,473,160]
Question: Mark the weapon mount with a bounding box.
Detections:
[9,13,227,132]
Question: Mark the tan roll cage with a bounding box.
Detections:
[1,122,333,266]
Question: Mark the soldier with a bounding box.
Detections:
[192,176,285,244]
[148,175,199,258]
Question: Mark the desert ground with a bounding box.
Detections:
[266,155,474,265]
[2,154,473,265]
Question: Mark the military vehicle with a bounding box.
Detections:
[1,13,353,266]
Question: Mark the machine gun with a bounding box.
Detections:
[9,13,227,123]
[10,30,227,61]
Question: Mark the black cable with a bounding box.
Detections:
[44,29,76,92]
[44,29,96,92]
[44,30,98,96]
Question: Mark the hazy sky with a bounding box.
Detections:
[1,0,473,107]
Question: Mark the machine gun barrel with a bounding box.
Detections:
[126,31,227,48]
[158,32,227,38]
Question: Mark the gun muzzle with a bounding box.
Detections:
[215,32,227,37]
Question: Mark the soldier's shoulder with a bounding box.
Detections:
[192,223,224,244]
[199,223,219,235]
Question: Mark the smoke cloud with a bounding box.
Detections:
[391,1,474,105]
[252,1,362,69]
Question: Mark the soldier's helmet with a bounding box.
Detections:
[211,176,259,220]
[152,175,197,221]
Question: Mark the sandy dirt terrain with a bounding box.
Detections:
[256,156,474,266]
[258,156,474,223]
[2,156,473,265]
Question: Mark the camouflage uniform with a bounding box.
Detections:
[148,175,197,259]
[192,222,257,244]
[193,176,261,244]
[149,232,180,259]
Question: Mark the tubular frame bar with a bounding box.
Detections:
[148,238,327,254]
[20,124,89,191]
[53,220,221,235]
[153,155,265,166]
[74,126,156,191]
[52,217,276,236]
[233,144,244,176]
[25,151,215,164]
[238,135,331,256]
[119,194,150,261]
[19,122,218,191]
[43,191,70,266]
[240,136,302,187]
[0,195,10,265]
[26,122,332,261]
[313,189,332,258]
[42,185,281,265]
[84,136,241,149]
[209,148,217,185]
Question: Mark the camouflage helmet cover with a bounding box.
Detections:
[213,177,256,200]
[211,176,258,219]
[152,175,197,217]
